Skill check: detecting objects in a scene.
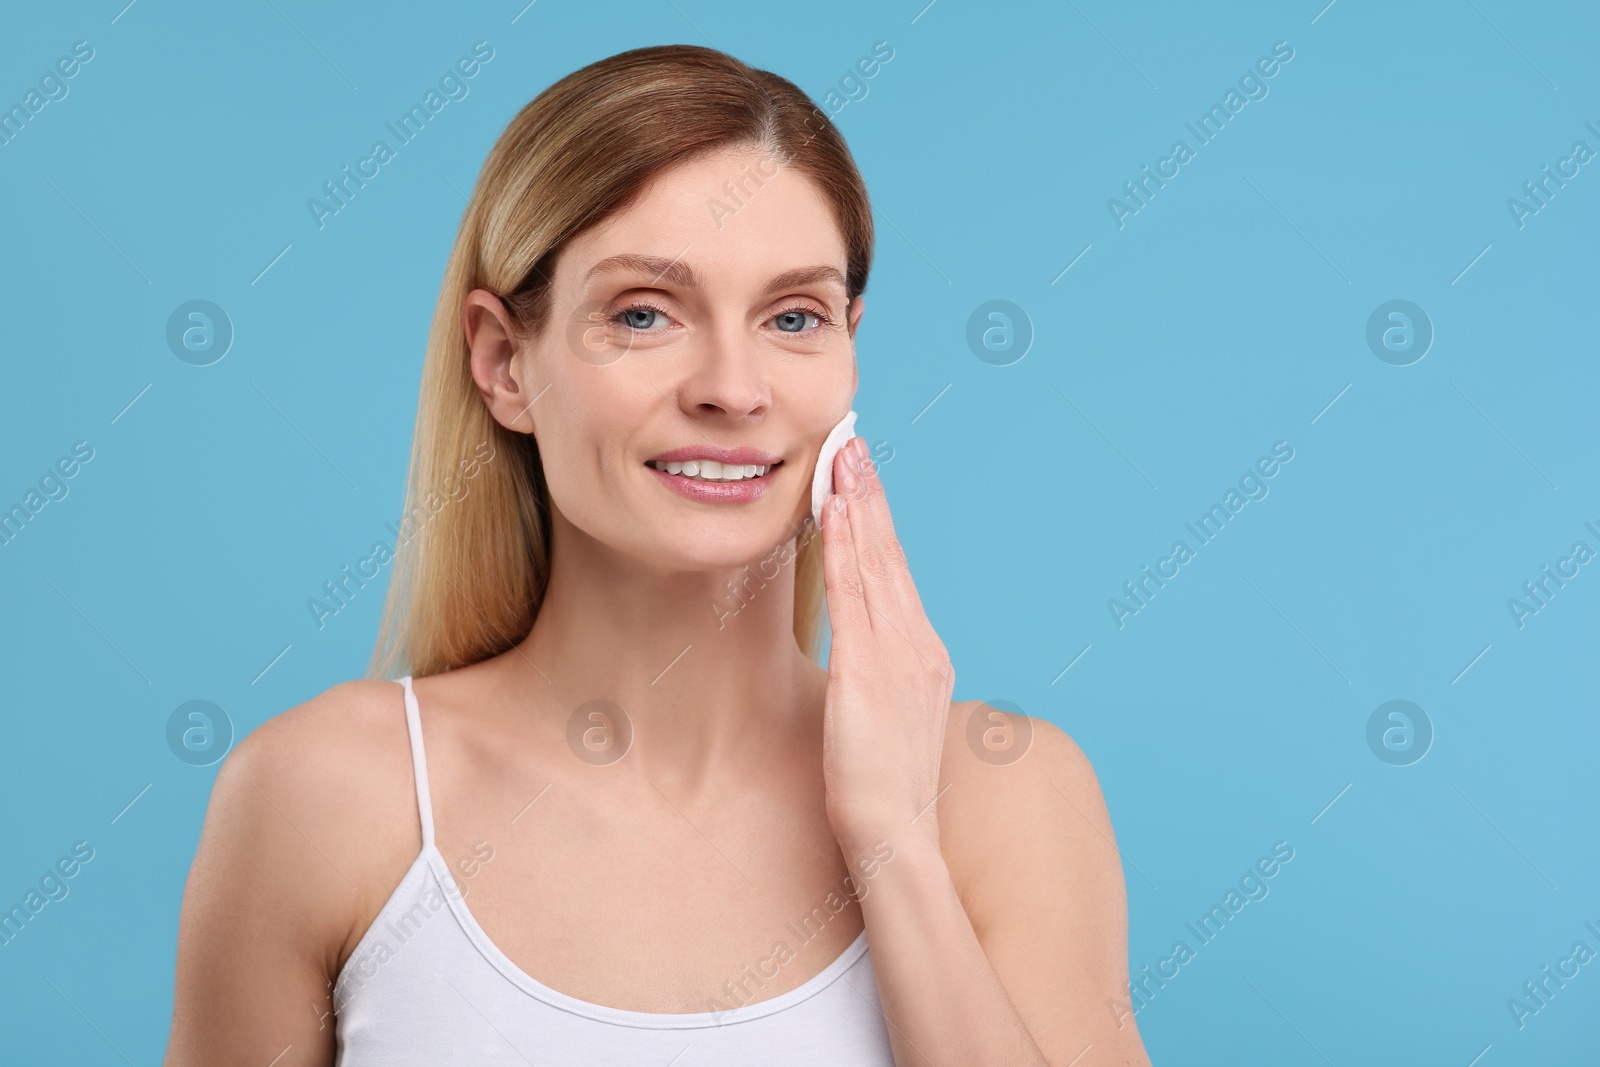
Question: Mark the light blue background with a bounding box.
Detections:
[2,0,1596,1063]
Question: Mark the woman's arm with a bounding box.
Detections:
[817,438,1151,1065]
[164,683,403,1066]
[849,713,1152,1067]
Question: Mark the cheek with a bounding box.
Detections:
[537,439,615,533]
[535,395,640,512]
[804,378,857,443]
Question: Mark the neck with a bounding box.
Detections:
[508,509,824,784]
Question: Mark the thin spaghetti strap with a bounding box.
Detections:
[399,676,436,849]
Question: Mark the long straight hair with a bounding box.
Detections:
[369,44,874,680]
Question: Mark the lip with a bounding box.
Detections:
[646,444,784,466]
[646,462,777,504]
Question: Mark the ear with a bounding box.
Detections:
[847,295,864,395]
[464,289,536,435]
[846,294,865,340]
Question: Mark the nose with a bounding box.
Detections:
[673,321,770,422]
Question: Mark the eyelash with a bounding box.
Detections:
[613,299,835,333]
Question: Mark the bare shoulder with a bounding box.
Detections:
[936,700,1108,847]
[166,678,421,1063]
[225,677,411,796]
[936,700,1115,931]
[934,701,1148,1064]
[191,677,421,967]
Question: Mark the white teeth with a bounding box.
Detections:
[650,459,771,482]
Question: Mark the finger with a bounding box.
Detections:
[819,491,869,646]
[835,439,898,632]
[839,437,922,625]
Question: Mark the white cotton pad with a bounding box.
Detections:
[810,409,858,528]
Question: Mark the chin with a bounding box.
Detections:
[647,510,807,571]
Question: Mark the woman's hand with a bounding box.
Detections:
[818,435,954,858]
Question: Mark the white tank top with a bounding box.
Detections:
[332,676,896,1064]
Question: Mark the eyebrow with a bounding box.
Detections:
[582,253,847,298]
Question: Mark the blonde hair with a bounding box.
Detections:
[369,44,874,680]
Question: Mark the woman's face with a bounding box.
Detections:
[473,144,864,572]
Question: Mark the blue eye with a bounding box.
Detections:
[611,301,835,334]
[773,309,820,333]
[615,302,671,330]
[771,303,832,334]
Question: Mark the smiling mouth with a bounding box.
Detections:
[645,459,781,482]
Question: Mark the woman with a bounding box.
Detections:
[165,44,1151,1066]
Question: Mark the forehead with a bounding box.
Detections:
[558,146,848,295]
